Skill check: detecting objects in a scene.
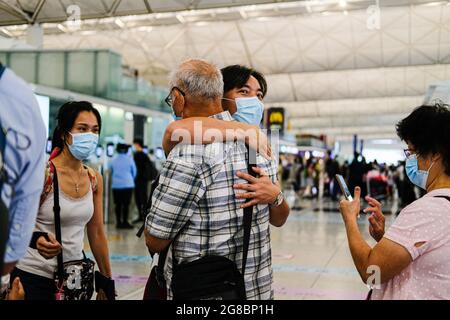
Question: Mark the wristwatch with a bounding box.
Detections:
[1,274,10,299]
[270,191,284,208]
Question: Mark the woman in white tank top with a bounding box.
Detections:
[12,101,113,300]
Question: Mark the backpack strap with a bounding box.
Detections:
[40,161,55,207]
[84,165,98,193]
[39,161,98,207]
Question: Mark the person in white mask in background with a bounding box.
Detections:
[11,101,113,300]
[163,65,289,215]
[339,104,450,300]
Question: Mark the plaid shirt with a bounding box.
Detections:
[146,111,277,300]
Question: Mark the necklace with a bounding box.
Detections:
[65,166,84,194]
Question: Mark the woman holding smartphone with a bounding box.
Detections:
[11,101,113,300]
[339,104,450,300]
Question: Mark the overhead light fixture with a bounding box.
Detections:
[57,24,67,32]
[125,112,134,121]
[0,28,13,37]
[339,0,347,8]
[421,1,446,6]
[115,18,125,28]
[80,30,96,36]
[176,14,186,23]
[194,21,209,26]
[136,26,153,32]
[371,139,398,145]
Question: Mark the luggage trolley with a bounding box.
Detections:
[366,170,389,201]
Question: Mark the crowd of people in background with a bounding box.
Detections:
[109,141,158,229]
[278,150,421,213]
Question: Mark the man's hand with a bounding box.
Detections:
[37,232,62,259]
[6,277,25,300]
[364,196,386,242]
[234,167,279,208]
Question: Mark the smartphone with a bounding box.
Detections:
[335,174,353,201]
[46,138,52,154]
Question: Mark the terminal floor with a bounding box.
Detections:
[89,198,397,300]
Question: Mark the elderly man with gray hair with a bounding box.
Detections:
[144,59,279,300]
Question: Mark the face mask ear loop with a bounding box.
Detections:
[427,160,435,174]
[65,132,74,147]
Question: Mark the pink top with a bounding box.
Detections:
[372,188,450,300]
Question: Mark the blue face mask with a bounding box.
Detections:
[229,97,264,126]
[67,132,99,160]
[405,154,434,190]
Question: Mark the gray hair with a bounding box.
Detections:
[169,59,224,100]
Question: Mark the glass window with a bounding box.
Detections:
[9,52,36,83]
[38,52,64,88]
[67,51,95,95]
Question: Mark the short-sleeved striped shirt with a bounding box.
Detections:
[146,111,277,300]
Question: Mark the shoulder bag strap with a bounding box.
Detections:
[157,145,257,278]
[242,145,256,275]
[434,195,450,202]
[51,163,64,283]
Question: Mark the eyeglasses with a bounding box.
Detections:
[404,149,415,158]
[164,87,185,108]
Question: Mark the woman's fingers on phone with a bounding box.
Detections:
[363,206,377,214]
[47,233,62,246]
[365,196,382,207]
[38,239,60,250]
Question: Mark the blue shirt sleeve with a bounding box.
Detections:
[0,68,47,263]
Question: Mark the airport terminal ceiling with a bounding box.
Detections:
[1,0,450,140]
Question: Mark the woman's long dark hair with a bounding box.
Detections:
[52,101,102,155]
